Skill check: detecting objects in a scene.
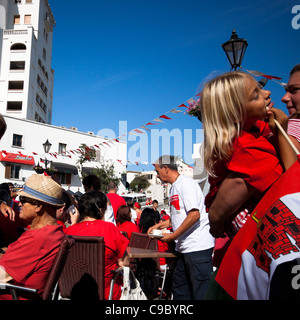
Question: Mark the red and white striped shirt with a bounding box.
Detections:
[288,118,300,142]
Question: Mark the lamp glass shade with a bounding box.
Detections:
[222,31,248,70]
[43,139,52,153]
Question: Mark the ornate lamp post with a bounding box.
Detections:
[221,29,248,70]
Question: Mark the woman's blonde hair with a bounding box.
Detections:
[201,71,253,176]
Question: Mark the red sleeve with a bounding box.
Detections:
[228,122,283,192]
[111,224,129,259]
[0,231,40,283]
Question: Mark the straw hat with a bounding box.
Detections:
[18,174,65,206]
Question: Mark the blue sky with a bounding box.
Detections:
[49,0,300,171]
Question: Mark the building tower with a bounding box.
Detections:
[0,0,55,124]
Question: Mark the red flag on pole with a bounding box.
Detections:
[216,155,300,300]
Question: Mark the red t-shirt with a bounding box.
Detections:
[205,121,283,210]
[65,220,129,300]
[0,225,65,300]
[106,193,126,219]
[117,221,139,239]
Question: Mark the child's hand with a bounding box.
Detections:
[267,107,288,134]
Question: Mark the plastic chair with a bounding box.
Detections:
[0,235,75,300]
[58,235,105,300]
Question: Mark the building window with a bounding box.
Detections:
[5,164,21,180]
[43,48,46,61]
[14,15,21,24]
[26,0,32,3]
[24,14,31,24]
[11,43,26,51]
[10,61,25,70]
[12,134,23,147]
[8,81,24,91]
[57,172,71,185]
[7,102,22,111]
[37,75,48,96]
[36,94,47,113]
[15,0,22,4]
[59,143,67,155]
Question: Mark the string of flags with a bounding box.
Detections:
[2,69,286,167]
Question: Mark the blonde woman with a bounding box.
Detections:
[201,71,295,240]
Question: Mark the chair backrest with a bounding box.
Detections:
[129,232,151,248]
[58,236,105,300]
[42,235,75,300]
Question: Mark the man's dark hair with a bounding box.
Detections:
[156,155,178,171]
[153,199,158,204]
[290,64,300,76]
[107,181,117,191]
[82,175,100,191]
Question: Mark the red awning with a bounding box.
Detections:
[0,152,35,166]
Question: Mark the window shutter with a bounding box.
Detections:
[5,164,11,179]
[66,173,71,185]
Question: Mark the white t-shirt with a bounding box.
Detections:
[130,208,137,223]
[169,175,215,253]
[104,205,116,225]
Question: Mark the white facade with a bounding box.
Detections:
[0,0,55,124]
[0,115,127,193]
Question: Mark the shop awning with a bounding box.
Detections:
[52,162,78,175]
[0,152,35,166]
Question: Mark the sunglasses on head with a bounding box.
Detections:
[19,196,42,206]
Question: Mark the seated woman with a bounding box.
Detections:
[139,208,171,269]
[65,191,130,300]
[116,205,139,239]
[0,174,66,300]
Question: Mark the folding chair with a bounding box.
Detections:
[0,236,75,300]
[58,236,105,300]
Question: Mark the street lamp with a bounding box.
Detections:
[221,29,248,70]
[42,139,52,168]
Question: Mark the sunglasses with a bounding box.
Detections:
[19,196,42,206]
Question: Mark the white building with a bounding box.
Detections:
[126,159,194,204]
[0,1,127,193]
[0,115,127,193]
[0,0,55,124]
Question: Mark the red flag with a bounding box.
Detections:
[32,152,38,155]
[262,74,282,80]
[133,129,144,134]
[159,115,172,120]
[103,142,111,147]
[177,104,187,108]
[216,155,300,300]
[146,122,157,125]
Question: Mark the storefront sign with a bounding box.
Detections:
[0,152,35,165]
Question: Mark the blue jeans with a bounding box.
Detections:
[172,248,213,300]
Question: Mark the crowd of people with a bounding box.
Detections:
[0,64,299,300]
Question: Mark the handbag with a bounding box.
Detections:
[120,267,147,300]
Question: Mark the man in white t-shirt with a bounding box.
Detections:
[148,155,215,300]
